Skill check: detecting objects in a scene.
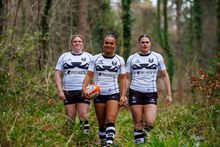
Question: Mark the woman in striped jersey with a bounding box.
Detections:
[126,34,172,144]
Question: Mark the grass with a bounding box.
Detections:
[0,70,219,146]
[0,95,219,146]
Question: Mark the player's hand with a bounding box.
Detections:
[58,91,66,100]
[119,96,128,107]
[82,88,89,99]
[166,95,172,106]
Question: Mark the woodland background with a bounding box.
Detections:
[0,0,219,146]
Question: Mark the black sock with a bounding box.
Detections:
[80,120,89,135]
[134,129,145,144]
[144,125,153,132]
[99,128,106,146]
[84,120,89,134]
[106,123,115,145]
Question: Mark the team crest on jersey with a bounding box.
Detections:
[148,58,154,63]
[81,57,86,61]
[112,61,117,66]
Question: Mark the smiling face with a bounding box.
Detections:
[139,36,152,54]
[71,36,84,53]
[103,36,117,57]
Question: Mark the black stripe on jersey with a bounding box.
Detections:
[63,62,89,69]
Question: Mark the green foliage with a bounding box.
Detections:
[1,61,219,147]
[89,0,121,54]
[1,89,219,146]
[0,70,8,97]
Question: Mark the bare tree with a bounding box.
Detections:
[39,0,53,70]
[77,0,90,50]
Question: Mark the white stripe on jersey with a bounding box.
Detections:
[126,51,166,93]
[88,53,126,95]
[55,52,93,90]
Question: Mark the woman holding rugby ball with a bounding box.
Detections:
[82,32,127,146]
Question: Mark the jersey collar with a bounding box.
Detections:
[102,53,115,59]
[71,51,83,56]
[138,51,151,56]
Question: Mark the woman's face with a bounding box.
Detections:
[71,36,83,52]
[139,37,151,54]
[103,36,117,55]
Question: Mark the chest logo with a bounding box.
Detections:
[148,58,154,63]
[112,61,117,66]
[81,57,86,61]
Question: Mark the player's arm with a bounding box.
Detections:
[160,69,172,105]
[126,72,131,90]
[119,73,128,106]
[82,71,94,97]
[119,74,127,97]
[54,70,65,100]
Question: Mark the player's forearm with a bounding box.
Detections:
[126,73,131,90]
[82,71,93,91]
[163,75,172,96]
[119,74,127,97]
[54,71,63,92]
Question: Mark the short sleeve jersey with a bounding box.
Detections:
[55,52,93,91]
[126,51,166,93]
[88,53,126,95]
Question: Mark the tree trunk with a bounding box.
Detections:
[0,0,3,35]
[121,0,132,60]
[156,0,163,45]
[175,0,184,100]
[163,0,174,85]
[39,0,53,70]
[216,0,220,72]
[77,0,90,50]
[193,0,202,49]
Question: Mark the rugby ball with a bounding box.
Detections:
[85,84,100,99]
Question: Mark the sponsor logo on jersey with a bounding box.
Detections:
[133,70,155,75]
[66,70,87,75]
[98,72,116,77]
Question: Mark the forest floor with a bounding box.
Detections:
[0,95,219,147]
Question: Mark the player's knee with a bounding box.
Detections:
[66,111,76,119]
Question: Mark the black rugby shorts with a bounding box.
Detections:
[94,93,120,103]
[129,89,158,105]
[63,90,90,105]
